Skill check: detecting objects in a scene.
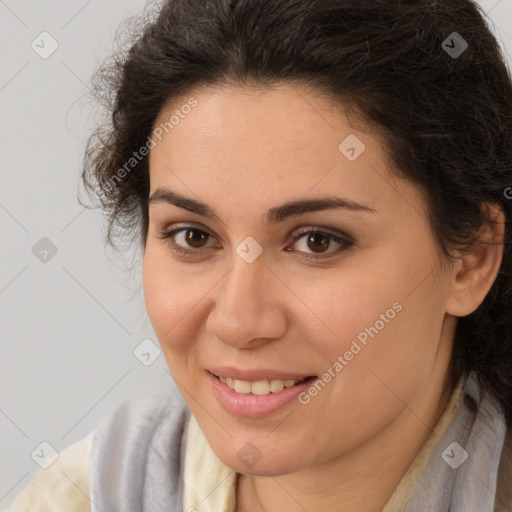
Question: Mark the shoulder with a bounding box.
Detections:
[3,433,92,512]
[3,380,189,512]
[88,378,190,509]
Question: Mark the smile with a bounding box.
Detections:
[208,371,318,418]
[217,375,310,395]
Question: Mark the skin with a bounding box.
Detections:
[143,83,504,511]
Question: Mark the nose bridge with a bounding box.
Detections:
[219,254,269,319]
[207,252,287,346]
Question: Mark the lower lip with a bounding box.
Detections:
[208,371,317,419]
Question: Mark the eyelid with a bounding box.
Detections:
[289,225,355,244]
[159,221,217,242]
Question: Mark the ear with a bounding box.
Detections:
[445,202,505,317]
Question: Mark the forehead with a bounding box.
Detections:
[152,83,369,150]
[148,83,421,221]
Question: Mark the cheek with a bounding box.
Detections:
[287,264,405,357]
[285,284,438,455]
[292,250,446,397]
[142,248,198,353]
[142,246,232,379]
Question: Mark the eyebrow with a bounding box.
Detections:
[148,187,377,223]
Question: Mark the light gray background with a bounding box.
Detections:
[1,0,511,506]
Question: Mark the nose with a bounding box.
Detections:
[206,254,288,349]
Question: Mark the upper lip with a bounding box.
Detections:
[208,366,315,382]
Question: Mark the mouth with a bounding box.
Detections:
[207,370,318,418]
[208,370,317,396]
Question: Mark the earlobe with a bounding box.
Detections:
[445,203,505,317]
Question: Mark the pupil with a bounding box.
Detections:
[307,233,329,253]
[186,229,207,248]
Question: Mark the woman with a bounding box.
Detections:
[5,0,512,510]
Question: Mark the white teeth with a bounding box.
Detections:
[234,380,252,394]
[251,380,271,395]
[269,379,285,393]
[218,375,307,395]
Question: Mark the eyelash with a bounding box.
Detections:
[156,224,354,261]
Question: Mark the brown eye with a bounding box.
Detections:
[157,225,216,256]
[288,228,353,260]
[305,232,331,253]
[184,228,209,248]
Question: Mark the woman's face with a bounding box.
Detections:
[143,83,458,475]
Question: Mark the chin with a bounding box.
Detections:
[215,442,311,477]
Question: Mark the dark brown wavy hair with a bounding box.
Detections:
[80,0,512,426]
